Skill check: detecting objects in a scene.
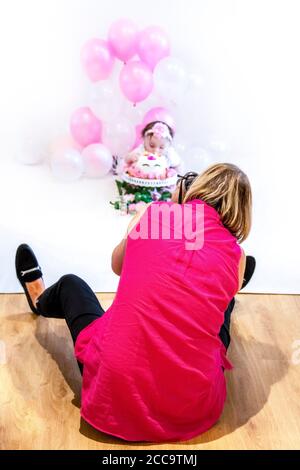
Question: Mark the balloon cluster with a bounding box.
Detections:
[49,19,191,182]
[17,18,217,184]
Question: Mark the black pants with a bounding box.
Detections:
[36,274,235,371]
[219,297,235,350]
[36,275,105,344]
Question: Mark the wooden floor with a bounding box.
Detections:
[0,293,300,450]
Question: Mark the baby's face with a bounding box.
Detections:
[144,134,169,156]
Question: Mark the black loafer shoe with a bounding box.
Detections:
[15,244,43,314]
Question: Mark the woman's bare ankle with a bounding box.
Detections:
[25,279,45,308]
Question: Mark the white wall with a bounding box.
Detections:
[0,0,299,294]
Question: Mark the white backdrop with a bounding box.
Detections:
[0,0,299,294]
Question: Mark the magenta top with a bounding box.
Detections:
[75,200,242,442]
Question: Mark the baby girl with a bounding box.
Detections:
[121,121,181,180]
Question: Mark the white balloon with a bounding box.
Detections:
[82,144,113,179]
[15,125,49,165]
[154,57,188,105]
[110,61,124,87]
[137,90,171,115]
[15,138,47,165]
[167,147,181,168]
[172,136,187,174]
[102,119,135,157]
[48,135,82,159]
[50,148,85,182]
[121,100,144,126]
[173,134,187,155]
[185,147,213,173]
[88,81,122,122]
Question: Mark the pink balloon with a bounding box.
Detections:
[70,107,102,148]
[131,124,144,150]
[142,107,176,131]
[108,18,139,63]
[120,61,154,104]
[81,38,115,82]
[82,144,113,178]
[137,26,171,70]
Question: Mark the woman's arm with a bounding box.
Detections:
[111,204,151,276]
[238,247,247,291]
[111,238,127,277]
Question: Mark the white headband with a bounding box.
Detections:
[145,122,173,142]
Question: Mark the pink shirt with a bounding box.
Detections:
[75,200,242,442]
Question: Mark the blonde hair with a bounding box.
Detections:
[183,163,252,243]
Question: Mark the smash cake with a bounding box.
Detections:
[111,122,181,214]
